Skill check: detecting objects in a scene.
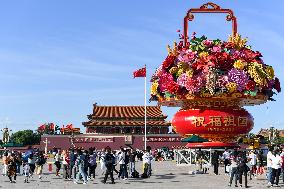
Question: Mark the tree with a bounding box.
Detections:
[11,130,41,146]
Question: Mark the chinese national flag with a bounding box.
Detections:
[133,67,146,78]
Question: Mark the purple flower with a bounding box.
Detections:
[228,68,249,91]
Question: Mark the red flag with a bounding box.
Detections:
[133,67,146,78]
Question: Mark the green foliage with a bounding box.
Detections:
[11,130,41,146]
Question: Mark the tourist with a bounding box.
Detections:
[228,156,238,187]
[129,149,136,177]
[223,149,231,174]
[74,150,87,184]
[23,160,30,183]
[7,153,17,183]
[196,148,204,173]
[118,147,127,180]
[281,148,284,183]
[35,151,46,179]
[256,150,264,176]
[83,150,89,180]
[62,150,70,179]
[112,150,119,174]
[211,150,219,175]
[237,152,249,188]
[248,150,257,179]
[2,152,9,176]
[54,150,62,176]
[88,149,97,180]
[102,146,115,184]
[267,148,273,186]
[270,150,282,187]
[99,148,106,174]
[142,146,153,178]
[15,152,22,175]
[28,153,36,177]
[69,149,77,179]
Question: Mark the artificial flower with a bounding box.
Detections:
[228,68,249,91]
[226,82,237,93]
[265,66,274,79]
[274,77,281,93]
[169,67,178,74]
[162,55,176,69]
[151,82,159,95]
[233,60,245,70]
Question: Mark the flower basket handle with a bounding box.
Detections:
[184,2,237,46]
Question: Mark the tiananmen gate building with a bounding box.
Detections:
[40,104,185,151]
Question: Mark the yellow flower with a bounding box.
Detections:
[151,82,159,95]
[186,69,193,78]
[169,67,178,74]
[233,60,245,70]
[226,82,237,93]
[265,66,274,79]
[199,52,209,58]
[228,33,248,49]
[176,68,184,76]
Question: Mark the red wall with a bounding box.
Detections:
[40,134,185,151]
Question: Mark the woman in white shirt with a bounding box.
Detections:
[270,150,282,187]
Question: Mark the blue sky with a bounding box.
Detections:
[0,0,283,135]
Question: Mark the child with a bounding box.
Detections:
[23,160,30,183]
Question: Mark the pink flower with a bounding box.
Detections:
[178,49,197,63]
[203,40,213,47]
[211,45,221,52]
[158,73,174,92]
[177,73,189,87]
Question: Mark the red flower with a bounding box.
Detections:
[167,81,179,94]
[245,80,256,91]
[162,55,176,69]
[214,52,234,70]
[241,49,262,62]
[274,77,281,93]
[223,42,234,49]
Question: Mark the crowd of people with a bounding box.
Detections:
[1,145,284,187]
[203,147,284,188]
[1,145,154,184]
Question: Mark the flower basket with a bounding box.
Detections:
[150,2,280,109]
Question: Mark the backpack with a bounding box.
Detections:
[132,170,139,178]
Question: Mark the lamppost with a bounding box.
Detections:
[43,138,50,155]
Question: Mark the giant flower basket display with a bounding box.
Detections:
[150,2,281,146]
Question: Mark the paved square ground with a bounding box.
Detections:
[0,161,282,189]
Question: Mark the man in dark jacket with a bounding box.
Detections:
[211,151,219,175]
[102,146,115,184]
[237,152,249,188]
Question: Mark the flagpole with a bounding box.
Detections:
[144,65,147,150]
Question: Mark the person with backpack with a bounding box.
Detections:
[88,149,97,180]
[35,151,46,179]
[74,150,87,185]
[102,146,115,184]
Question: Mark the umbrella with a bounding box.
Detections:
[181,135,208,143]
